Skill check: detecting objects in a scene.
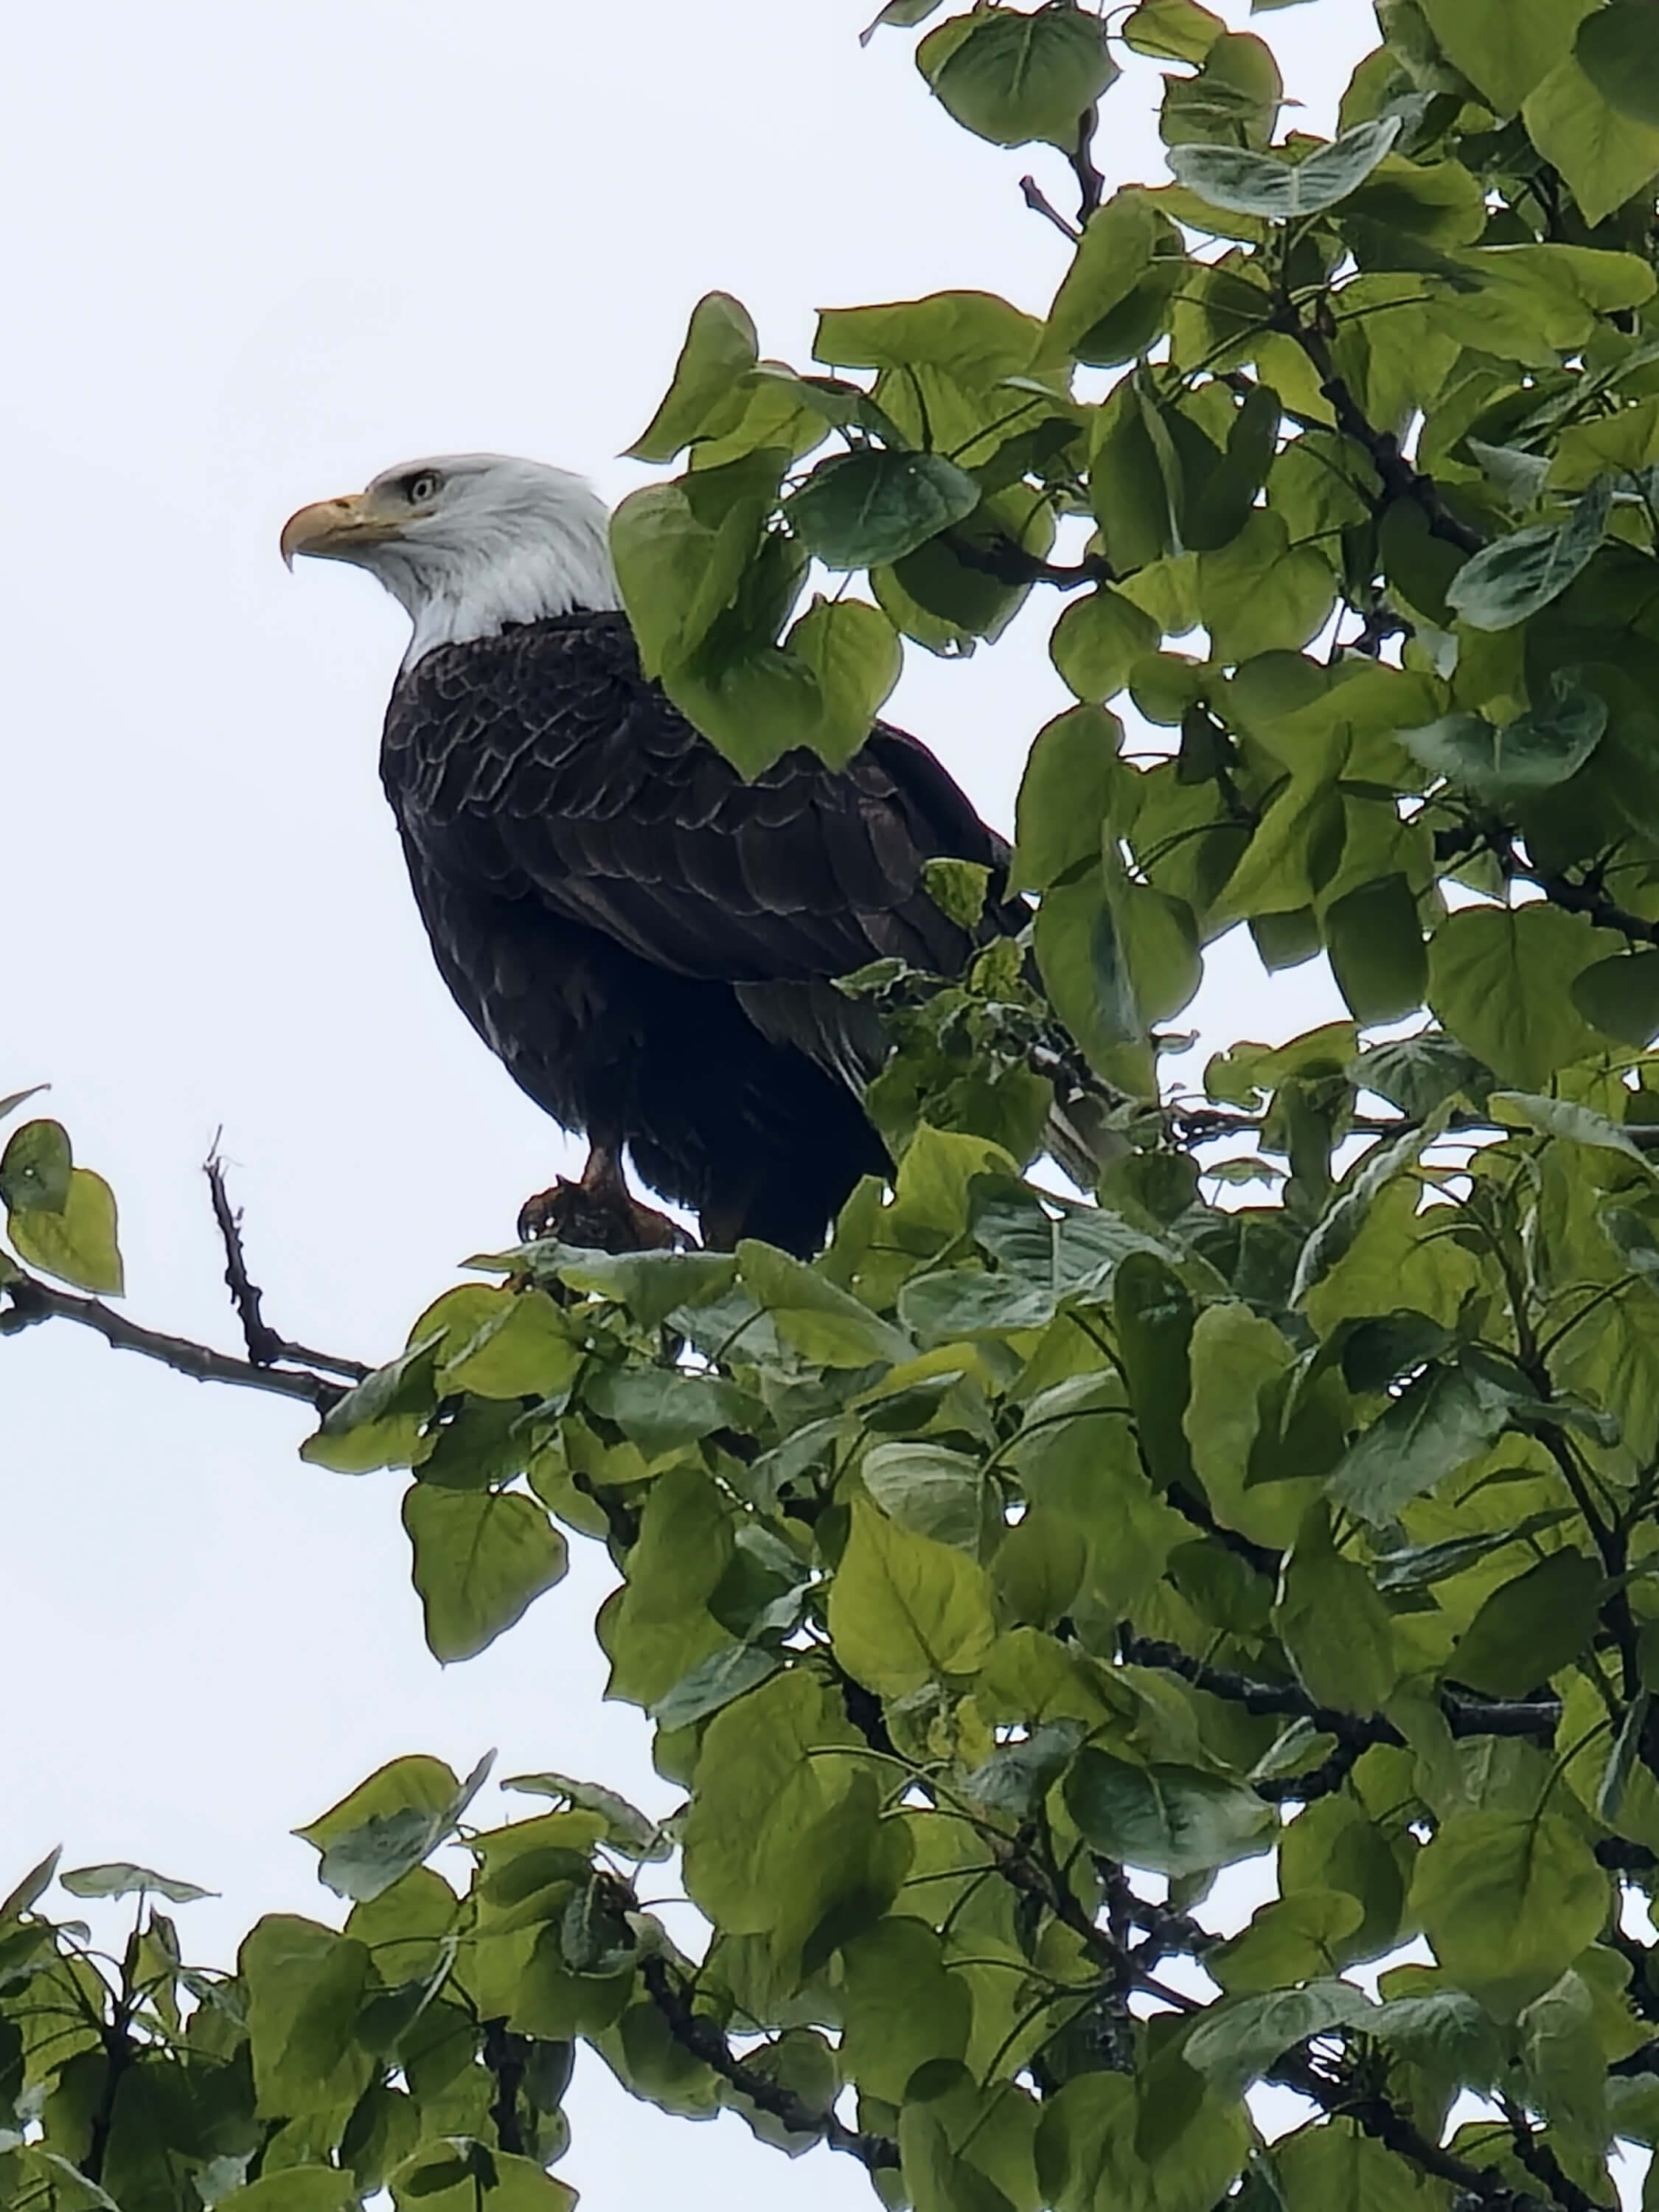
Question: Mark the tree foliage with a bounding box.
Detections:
[8,3,1659,2208]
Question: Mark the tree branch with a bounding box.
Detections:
[1531,867,1659,952]
[1019,174,1080,241]
[1119,1634,1559,1750]
[1288,316,1484,556]
[1069,105,1106,223]
[1004,1829,1531,2209]
[941,528,1112,591]
[482,2016,528,2158]
[0,1269,348,1413]
[639,1955,898,2171]
[205,1145,369,1380]
[1500,2091,1615,2212]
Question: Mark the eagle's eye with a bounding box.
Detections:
[403,470,442,504]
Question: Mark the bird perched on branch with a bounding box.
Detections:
[282,453,1076,1256]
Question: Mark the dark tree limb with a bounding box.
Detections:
[1069,105,1107,223]
[1531,867,1659,952]
[1119,1634,1560,1750]
[1287,316,1484,556]
[1251,1737,1368,1806]
[1020,174,1081,241]
[1500,2092,1615,2212]
[0,1270,348,1413]
[639,1955,898,2171]
[205,1145,369,1380]
[482,2016,529,2158]
[942,528,1113,591]
[1164,1481,1283,1581]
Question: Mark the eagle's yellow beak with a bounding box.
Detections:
[279,490,404,569]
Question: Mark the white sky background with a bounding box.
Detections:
[2,3,1388,2204]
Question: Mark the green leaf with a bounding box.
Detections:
[681,1667,866,1936]
[1352,1033,1487,1119]
[1210,1891,1365,1994]
[1035,2051,1248,2212]
[961,1720,1088,1817]
[1491,1089,1655,1169]
[1525,55,1659,225]
[1271,2126,1447,2212]
[1327,1363,1512,1526]
[1183,1980,1374,2094]
[520,1242,738,1331]
[1051,587,1161,704]
[1427,903,1601,1089]
[1114,1252,1194,1491]
[241,1915,372,2115]
[840,1919,973,2103]
[827,1497,998,1697]
[609,450,790,680]
[217,2169,359,2211]
[1197,509,1336,663]
[0,1084,48,1125]
[1169,116,1402,219]
[300,1337,440,1475]
[500,1773,671,1862]
[738,1240,912,1366]
[626,292,759,462]
[920,6,1119,151]
[1417,0,1595,114]
[296,1753,480,1899]
[1185,383,1280,554]
[1576,2,1659,130]
[442,1287,582,1399]
[0,1119,71,1214]
[8,1166,122,1295]
[1400,671,1607,798]
[1447,1550,1603,1696]
[59,1862,214,1904]
[1408,1808,1608,2016]
[403,1484,568,1663]
[1121,0,1225,65]
[862,1439,987,1551]
[1041,187,1168,358]
[0,1845,60,1923]
[1011,704,1121,893]
[815,292,1043,384]
[1325,874,1427,1027]
[1599,1692,1651,1823]
[1572,950,1659,1046]
[1274,1503,1399,1713]
[1446,479,1610,631]
[1370,1988,1503,2091]
[1064,1747,1273,1877]
[787,448,982,570]
[651,1643,782,1732]
[862,0,946,38]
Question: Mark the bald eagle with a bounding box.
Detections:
[282,453,1038,1257]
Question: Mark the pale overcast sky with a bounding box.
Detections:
[4,4,1377,2204]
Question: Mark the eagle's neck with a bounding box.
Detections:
[382,489,623,669]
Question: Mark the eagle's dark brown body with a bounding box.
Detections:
[380,611,1011,1255]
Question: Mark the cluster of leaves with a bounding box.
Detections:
[13,4,1659,2211]
[0,1790,589,2212]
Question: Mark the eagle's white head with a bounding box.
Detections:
[280,453,622,667]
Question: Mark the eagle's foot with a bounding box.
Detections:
[517,1146,686,1254]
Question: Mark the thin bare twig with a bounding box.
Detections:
[204,1144,369,1380]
